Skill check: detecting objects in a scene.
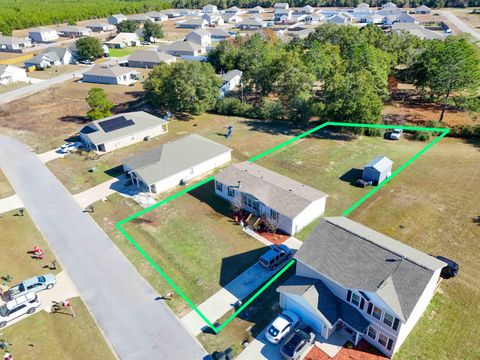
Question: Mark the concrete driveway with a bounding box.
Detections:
[0,194,24,214]
[0,135,207,360]
[236,326,282,360]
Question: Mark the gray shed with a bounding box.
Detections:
[362,156,393,184]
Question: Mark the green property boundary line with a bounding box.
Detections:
[115,121,449,334]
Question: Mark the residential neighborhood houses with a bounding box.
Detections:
[0,1,474,360]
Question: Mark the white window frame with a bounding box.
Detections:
[383,312,394,327]
[367,326,377,340]
[215,181,222,191]
[378,333,389,347]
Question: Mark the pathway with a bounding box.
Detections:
[73,174,128,209]
[0,194,24,214]
[0,135,207,360]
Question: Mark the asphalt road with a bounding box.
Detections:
[0,135,208,360]
[440,10,480,40]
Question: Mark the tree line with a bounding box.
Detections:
[0,0,169,35]
[144,24,480,127]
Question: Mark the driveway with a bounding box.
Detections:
[0,135,207,360]
[73,174,129,209]
[236,326,282,360]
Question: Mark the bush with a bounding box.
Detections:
[364,127,384,137]
[215,97,252,116]
[412,131,431,141]
[448,124,480,138]
[248,99,284,121]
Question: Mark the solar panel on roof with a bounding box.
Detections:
[98,116,135,133]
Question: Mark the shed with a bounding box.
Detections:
[362,156,393,184]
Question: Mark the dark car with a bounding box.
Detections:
[259,245,292,270]
[436,256,459,279]
[356,179,373,188]
[280,324,316,359]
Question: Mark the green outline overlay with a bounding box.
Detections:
[115,122,449,334]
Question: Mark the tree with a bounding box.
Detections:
[207,40,239,72]
[85,88,114,120]
[412,36,480,122]
[143,20,164,41]
[116,19,139,33]
[76,36,103,60]
[144,62,222,115]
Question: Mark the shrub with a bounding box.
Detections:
[248,99,284,121]
[364,127,384,137]
[215,97,252,116]
[448,124,480,138]
[412,131,431,141]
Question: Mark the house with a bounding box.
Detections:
[58,26,92,38]
[249,6,265,13]
[176,18,208,29]
[392,23,444,40]
[157,41,204,58]
[128,50,176,68]
[162,10,183,18]
[298,5,315,14]
[105,33,141,48]
[0,35,32,51]
[274,3,290,10]
[80,111,168,153]
[220,69,242,96]
[361,14,384,24]
[207,28,233,42]
[108,14,127,25]
[123,134,231,194]
[382,15,400,25]
[24,47,73,69]
[28,27,59,43]
[377,5,406,16]
[127,14,154,23]
[202,4,219,13]
[237,19,266,30]
[395,13,416,23]
[82,63,138,85]
[274,8,292,21]
[214,162,328,235]
[203,13,225,26]
[0,65,28,85]
[186,29,212,46]
[86,22,115,32]
[224,6,244,14]
[145,11,169,22]
[278,217,446,358]
[290,27,316,39]
[327,13,352,24]
[382,2,397,8]
[362,156,393,185]
[353,3,371,13]
[414,5,431,14]
[221,13,243,24]
[305,12,325,24]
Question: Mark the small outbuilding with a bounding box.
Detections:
[362,156,393,185]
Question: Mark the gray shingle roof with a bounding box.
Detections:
[128,50,175,63]
[215,162,328,218]
[278,275,370,332]
[294,217,446,322]
[392,23,445,40]
[83,63,135,78]
[222,69,242,82]
[0,35,29,46]
[80,111,166,145]
[123,134,232,184]
[207,28,231,37]
[157,41,203,52]
[364,156,393,172]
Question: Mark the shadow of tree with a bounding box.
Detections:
[472,216,480,226]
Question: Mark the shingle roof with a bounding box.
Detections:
[28,27,57,33]
[123,134,232,184]
[392,23,444,40]
[178,18,208,25]
[215,162,328,218]
[278,275,370,332]
[294,217,446,322]
[207,28,231,37]
[80,111,167,145]
[0,35,29,46]
[128,50,175,63]
[157,41,203,52]
[364,156,393,172]
[222,69,242,82]
[83,63,135,78]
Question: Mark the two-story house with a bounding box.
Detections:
[214,162,328,235]
[277,217,446,358]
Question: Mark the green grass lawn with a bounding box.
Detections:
[1,297,115,360]
[108,47,136,57]
[349,138,480,360]
[0,170,14,199]
[48,114,290,194]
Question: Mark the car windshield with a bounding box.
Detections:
[38,276,46,283]
[18,284,25,292]
[0,305,8,317]
[268,325,279,337]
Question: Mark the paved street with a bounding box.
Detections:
[440,11,480,40]
[0,135,207,360]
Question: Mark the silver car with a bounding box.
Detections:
[5,274,56,300]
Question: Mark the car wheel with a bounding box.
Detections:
[46,284,54,290]
[0,321,6,328]
[27,307,36,314]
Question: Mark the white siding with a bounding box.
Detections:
[281,292,327,335]
[291,197,326,234]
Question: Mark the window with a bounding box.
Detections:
[351,293,360,307]
[215,181,222,191]
[383,312,394,327]
[372,306,382,320]
[378,333,388,347]
[270,209,279,221]
[367,327,377,340]
[228,187,235,197]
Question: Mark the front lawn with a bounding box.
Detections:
[108,47,136,57]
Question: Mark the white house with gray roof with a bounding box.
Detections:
[108,14,127,25]
[157,41,205,59]
[80,111,168,153]
[28,27,59,43]
[85,22,115,32]
[58,25,92,38]
[214,161,328,235]
[220,69,242,97]
[128,50,176,68]
[123,134,231,194]
[207,28,233,42]
[0,35,32,52]
[176,18,208,29]
[82,63,138,85]
[24,47,74,69]
[279,217,446,358]
[186,29,212,46]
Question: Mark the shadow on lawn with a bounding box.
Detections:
[339,168,363,186]
[219,247,270,288]
[188,181,232,218]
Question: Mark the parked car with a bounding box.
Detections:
[259,245,292,270]
[280,324,316,359]
[265,310,299,344]
[5,274,56,300]
[445,28,452,34]
[389,128,403,140]
[0,293,40,328]
[142,41,151,45]
[60,141,82,153]
[436,256,459,279]
[356,179,373,188]
[80,59,93,65]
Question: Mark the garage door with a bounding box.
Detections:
[284,297,325,335]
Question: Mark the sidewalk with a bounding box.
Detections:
[0,194,24,214]
[73,174,128,209]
